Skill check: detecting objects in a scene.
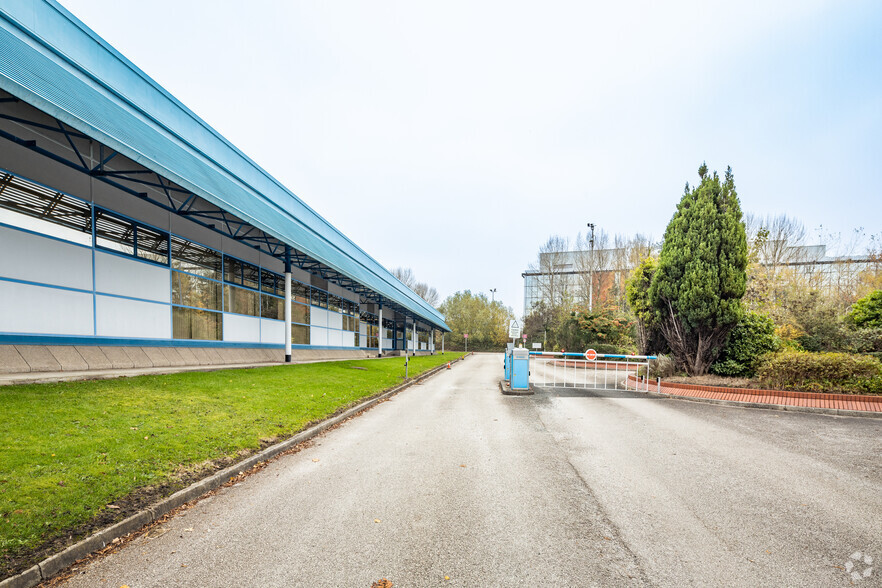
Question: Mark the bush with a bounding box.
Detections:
[847,290,882,329]
[649,354,677,378]
[756,349,882,394]
[783,289,848,351]
[556,305,636,354]
[845,327,882,354]
[711,312,779,377]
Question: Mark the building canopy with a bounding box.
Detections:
[0,0,449,331]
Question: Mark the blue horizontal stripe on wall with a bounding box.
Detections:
[0,333,284,348]
[0,333,389,351]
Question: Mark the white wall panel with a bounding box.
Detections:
[382,338,393,349]
[342,331,355,347]
[223,313,261,343]
[95,251,170,303]
[310,326,327,346]
[310,307,328,327]
[0,280,93,335]
[260,319,285,344]
[96,295,170,339]
[327,312,342,330]
[0,225,92,290]
[327,329,343,347]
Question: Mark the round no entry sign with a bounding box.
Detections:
[585,348,597,361]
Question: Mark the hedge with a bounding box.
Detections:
[756,349,882,395]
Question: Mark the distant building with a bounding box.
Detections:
[755,244,881,296]
[521,249,634,319]
[522,244,881,319]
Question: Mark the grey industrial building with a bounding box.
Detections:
[0,1,449,374]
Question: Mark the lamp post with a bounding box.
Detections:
[490,288,496,303]
[587,222,595,311]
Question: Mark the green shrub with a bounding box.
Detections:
[847,290,882,329]
[756,349,882,394]
[844,327,882,353]
[711,311,779,377]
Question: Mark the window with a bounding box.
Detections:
[292,302,310,325]
[261,270,284,297]
[343,300,359,316]
[224,284,260,316]
[328,294,342,313]
[292,323,309,345]
[171,236,221,279]
[224,255,260,290]
[261,294,284,320]
[311,288,327,308]
[173,307,222,340]
[360,312,378,348]
[292,281,309,304]
[95,209,169,265]
[0,170,93,246]
[172,271,222,310]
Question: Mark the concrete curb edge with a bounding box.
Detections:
[0,353,468,588]
[498,380,534,396]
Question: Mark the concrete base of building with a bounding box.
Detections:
[0,345,381,385]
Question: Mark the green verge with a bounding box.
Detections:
[0,353,462,568]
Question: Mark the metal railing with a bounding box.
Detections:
[529,352,657,390]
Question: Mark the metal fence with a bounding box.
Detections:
[529,352,656,390]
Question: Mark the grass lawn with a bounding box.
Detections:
[0,352,462,573]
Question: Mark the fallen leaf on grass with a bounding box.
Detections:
[106,504,120,509]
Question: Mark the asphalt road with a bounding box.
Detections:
[62,353,882,587]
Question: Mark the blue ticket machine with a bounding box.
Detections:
[504,343,513,381]
[511,348,530,391]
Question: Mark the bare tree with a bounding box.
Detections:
[391,266,440,307]
[574,230,610,307]
[527,235,571,313]
[752,213,807,270]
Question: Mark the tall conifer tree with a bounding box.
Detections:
[649,163,748,375]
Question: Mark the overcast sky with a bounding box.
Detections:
[59,0,882,317]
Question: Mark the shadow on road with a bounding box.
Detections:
[533,385,661,400]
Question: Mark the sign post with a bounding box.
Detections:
[508,319,521,347]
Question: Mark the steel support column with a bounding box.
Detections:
[377,304,383,358]
[284,247,292,363]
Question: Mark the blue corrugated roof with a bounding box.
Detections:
[0,0,449,331]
